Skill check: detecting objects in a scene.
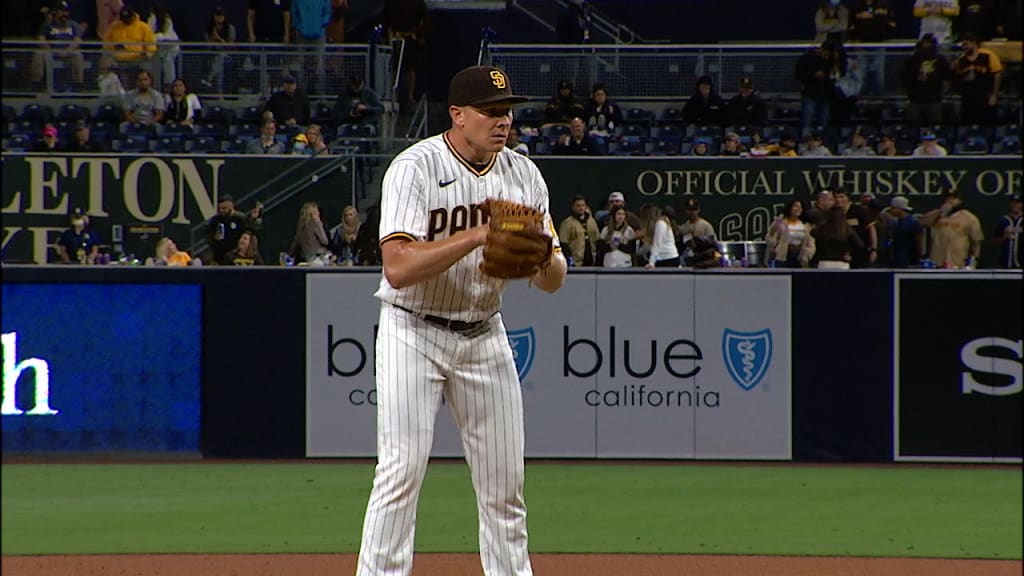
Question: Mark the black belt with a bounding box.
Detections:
[394,305,494,335]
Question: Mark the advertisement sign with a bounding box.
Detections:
[1,283,202,452]
[307,272,791,459]
[895,274,1023,462]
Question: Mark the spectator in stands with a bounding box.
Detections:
[849,0,896,96]
[292,0,331,94]
[248,0,291,43]
[814,0,850,43]
[334,74,383,128]
[677,198,717,243]
[31,1,85,86]
[801,132,834,156]
[804,188,836,227]
[596,191,642,230]
[843,127,876,155]
[583,83,622,138]
[222,230,264,266]
[164,78,201,128]
[207,195,260,264]
[246,119,287,154]
[835,187,876,266]
[914,0,959,45]
[901,33,951,128]
[57,211,100,264]
[203,6,236,91]
[796,40,845,134]
[683,75,725,127]
[328,205,360,264]
[992,194,1022,269]
[97,55,125,101]
[64,123,106,152]
[780,132,801,157]
[506,126,529,155]
[265,74,311,128]
[384,0,430,109]
[147,2,179,89]
[877,134,899,155]
[919,188,983,268]
[953,34,1002,125]
[726,77,767,128]
[638,203,680,268]
[886,196,925,267]
[289,201,331,263]
[123,69,165,125]
[812,206,864,268]
[304,123,329,155]
[353,204,381,265]
[912,132,948,155]
[958,0,999,40]
[30,125,61,152]
[720,132,747,156]
[553,116,601,155]
[849,0,896,41]
[104,6,156,65]
[96,0,124,41]
[766,200,815,268]
[545,80,585,125]
[595,206,636,268]
[689,138,712,156]
[326,0,348,43]
[146,237,192,266]
[559,195,599,266]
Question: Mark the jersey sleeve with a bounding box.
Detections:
[379,159,428,244]
[530,164,562,252]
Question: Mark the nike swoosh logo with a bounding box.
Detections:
[439,179,457,188]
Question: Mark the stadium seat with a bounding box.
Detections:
[189,136,222,153]
[882,106,907,123]
[953,136,990,155]
[56,103,90,122]
[93,103,122,124]
[686,125,722,140]
[620,123,651,140]
[234,122,260,138]
[513,106,542,127]
[195,123,227,138]
[623,108,655,127]
[9,120,41,138]
[6,133,32,151]
[89,120,118,140]
[277,124,300,139]
[656,123,685,143]
[19,103,53,124]
[659,107,684,125]
[237,105,263,125]
[613,138,645,155]
[541,124,571,140]
[769,105,799,125]
[116,136,149,152]
[311,102,334,125]
[956,124,993,141]
[151,136,186,153]
[224,136,250,154]
[993,135,1021,155]
[162,124,195,138]
[122,122,157,137]
[652,138,681,155]
[202,105,235,126]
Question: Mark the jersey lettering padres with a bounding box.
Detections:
[375,132,560,321]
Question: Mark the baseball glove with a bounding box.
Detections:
[480,199,553,279]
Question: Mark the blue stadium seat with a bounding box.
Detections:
[623,108,655,127]
[93,103,122,124]
[234,122,260,138]
[656,123,685,143]
[237,105,263,125]
[6,134,32,151]
[195,123,227,138]
[686,125,722,140]
[311,102,334,125]
[652,138,681,155]
[89,120,118,140]
[613,138,645,156]
[56,104,90,122]
[620,123,651,140]
[277,124,300,139]
[19,103,54,123]
[953,136,990,155]
[541,124,571,140]
[151,136,186,153]
[189,136,222,153]
[513,106,542,127]
[956,124,993,141]
[659,107,684,125]
[122,122,157,137]
[882,106,907,123]
[116,136,150,152]
[993,135,1021,155]
[162,124,195,138]
[769,105,799,125]
[202,105,235,126]
[224,136,250,154]
[9,120,41,137]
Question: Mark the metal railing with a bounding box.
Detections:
[1,41,394,102]
[508,0,655,45]
[480,42,1019,100]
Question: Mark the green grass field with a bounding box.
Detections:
[1,462,1020,559]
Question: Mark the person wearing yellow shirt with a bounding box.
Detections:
[104,6,156,63]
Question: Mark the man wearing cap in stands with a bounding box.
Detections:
[104,5,156,64]
[31,1,85,85]
[677,198,717,244]
[887,195,925,268]
[264,74,311,127]
[726,76,767,127]
[597,191,642,230]
[911,131,947,156]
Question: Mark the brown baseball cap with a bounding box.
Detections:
[448,66,528,107]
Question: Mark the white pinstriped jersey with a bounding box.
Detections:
[375,132,560,322]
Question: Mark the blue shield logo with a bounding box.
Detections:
[722,329,773,391]
[507,327,536,381]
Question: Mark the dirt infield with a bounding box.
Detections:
[3,553,1022,576]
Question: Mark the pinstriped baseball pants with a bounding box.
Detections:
[356,303,532,576]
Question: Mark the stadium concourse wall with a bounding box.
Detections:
[2,267,1020,464]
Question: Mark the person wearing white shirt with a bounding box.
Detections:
[639,203,680,268]
[912,133,948,156]
[914,0,959,45]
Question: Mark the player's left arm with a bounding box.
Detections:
[529,167,567,292]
